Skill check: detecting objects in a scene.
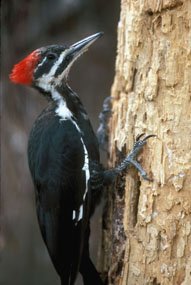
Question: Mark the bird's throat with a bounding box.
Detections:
[51,89,73,121]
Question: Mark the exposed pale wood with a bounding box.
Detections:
[103,1,191,284]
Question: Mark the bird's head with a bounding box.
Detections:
[10,32,103,93]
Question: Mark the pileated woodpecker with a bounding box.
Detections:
[10,33,154,285]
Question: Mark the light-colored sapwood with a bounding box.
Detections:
[102,1,191,284]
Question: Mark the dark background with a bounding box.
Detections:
[1,1,119,284]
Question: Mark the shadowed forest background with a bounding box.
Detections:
[1,1,119,284]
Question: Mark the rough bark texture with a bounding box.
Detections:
[102,1,191,284]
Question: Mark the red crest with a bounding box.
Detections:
[10,50,40,85]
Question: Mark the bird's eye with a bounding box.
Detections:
[47,53,57,60]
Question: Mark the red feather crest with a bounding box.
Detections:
[9,50,40,85]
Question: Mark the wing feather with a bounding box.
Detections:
[28,116,90,283]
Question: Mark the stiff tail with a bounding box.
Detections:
[80,255,104,285]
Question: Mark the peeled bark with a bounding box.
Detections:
[102,1,191,284]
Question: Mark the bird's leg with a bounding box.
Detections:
[103,134,156,185]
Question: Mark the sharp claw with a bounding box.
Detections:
[136,133,145,141]
[142,134,156,141]
[136,133,156,142]
[114,134,156,181]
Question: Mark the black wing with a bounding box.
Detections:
[28,114,90,284]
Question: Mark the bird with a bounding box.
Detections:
[10,32,154,285]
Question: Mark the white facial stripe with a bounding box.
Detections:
[36,50,68,92]
[36,46,88,90]
[55,51,84,85]
[48,50,67,77]
[36,56,47,68]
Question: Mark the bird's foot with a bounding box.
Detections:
[115,134,156,181]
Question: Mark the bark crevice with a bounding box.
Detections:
[102,0,191,284]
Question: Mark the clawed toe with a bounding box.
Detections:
[113,134,156,181]
[136,133,145,141]
[136,133,156,142]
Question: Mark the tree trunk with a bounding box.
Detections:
[102,1,191,284]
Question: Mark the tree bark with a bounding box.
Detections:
[102,1,191,284]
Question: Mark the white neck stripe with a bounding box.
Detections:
[52,90,90,224]
[52,90,73,120]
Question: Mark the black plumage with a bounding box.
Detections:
[23,33,105,285]
[10,32,154,285]
[28,85,103,284]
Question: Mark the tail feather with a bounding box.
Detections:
[80,255,104,285]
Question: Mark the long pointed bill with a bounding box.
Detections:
[71,32,103,51]
[53,32,104,82]
[71,32,103,53]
